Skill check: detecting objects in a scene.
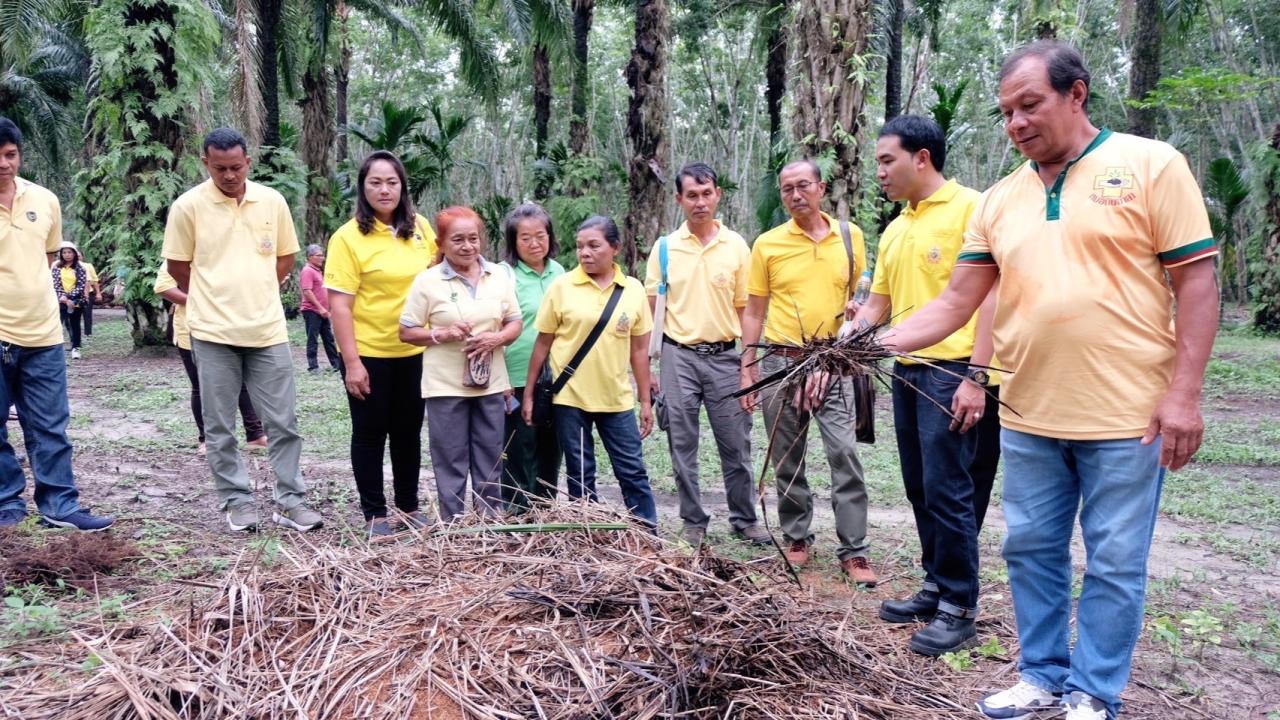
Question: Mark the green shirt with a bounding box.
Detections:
[502,258,566,387]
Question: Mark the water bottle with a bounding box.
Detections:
[853,270,872,305]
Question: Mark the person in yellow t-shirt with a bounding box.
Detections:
[162,127,321,535]
[325,151,437,537]
[882,43,1220,720]
[851,114,1000,657]
[643,162,768,547]
[51,242,88,359]
[521,215,658,529]
[739,159,875,585]
[399,206,521,524]
[81,257,99,337]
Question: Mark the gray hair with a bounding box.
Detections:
[305,244,325,257]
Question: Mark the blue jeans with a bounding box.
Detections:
[0,342,82,519]
[1001,428,1164,719]
[553,405,657,528]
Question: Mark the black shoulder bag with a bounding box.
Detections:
[840,220,876,444]
[531,284,626,426]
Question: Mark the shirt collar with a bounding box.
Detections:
[12,177,32,199]
[440,257,495,279]
[569,263,625,287]
[516,258,560,276]
[902,178,960,217]
[785,211,839,241]
[674,220,724,247]
[202,178,265,205]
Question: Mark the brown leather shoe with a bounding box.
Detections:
[840,556,878,587]
[783,540,810,566]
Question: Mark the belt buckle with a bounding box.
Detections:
[692,343,715,356]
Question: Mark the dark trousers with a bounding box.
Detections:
[553,405,657,528]
[345,355,425,520]
[892,361,986,616]
[427,394,505,521]
[971,386,1001,530]
[502,386,562,513]
[59,305,83,349]
[178,347,265,444]
[83,297,93,336]
[302,310,342,372]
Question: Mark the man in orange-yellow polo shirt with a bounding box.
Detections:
[883,42,1219,720]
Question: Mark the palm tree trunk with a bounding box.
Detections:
[569,0,595,155]
[259,0,283,147]
[790,0,872,219]
[301,61,334,247]
[623,0,670,274]
[1126,0,1162,138]
[533,41,552,199]
[764,0,787,150]
[334,0,351,165]
[883,0,903,121]
[1256,124,1280,333]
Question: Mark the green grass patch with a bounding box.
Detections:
[1204,329,1280,399]
[1162,468,1280,526]
[1196,419,1280,466]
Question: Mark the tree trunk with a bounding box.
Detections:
[623,0,670,274]
[1256,125,1280,333]
[569,0,595,155]
[258,0,283,147]
[1126,0,1162,138]
[533,41,552,199]
[334,0,351,165]
[790,0,872,219]
[764,0,787,150]
[883,0,903,121]
[301,62,334,248]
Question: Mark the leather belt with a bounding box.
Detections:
[662,335,736,355]
[770,346,805,358]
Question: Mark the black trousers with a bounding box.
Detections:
[302,310,342,372]
[59,305,83,348]
[178,347,265,443]
[344,354,426,520]
[83,297,94,336]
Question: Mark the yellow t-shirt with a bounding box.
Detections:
[153,267,191,350]
[160,179,299,348]
[643,220,750,344]
[324,216,437,358]
[748,212,867,345]
[399,259,520,398]
[83,262,98,284]
[872,179,982,366]
[535,265,654,412]
[958,129,1216,439]
[0,178,63,347]
[59,267,77,294]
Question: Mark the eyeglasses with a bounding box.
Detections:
[780,180,818,196]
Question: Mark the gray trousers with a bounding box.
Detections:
[191,338,306,511]
[759,353,868,560]
[426,394,505,521]
[660,343,758,530]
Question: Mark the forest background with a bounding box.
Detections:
[4,0,1280,344]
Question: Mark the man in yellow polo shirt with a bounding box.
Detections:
[645,163,769,547]
[163,127,322,534]
[740,159,875,586]
[852,114,1000,656]
[0,117,113,531]
[883,43,1220,720]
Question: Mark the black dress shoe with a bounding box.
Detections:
[909,610,977,656]
[879,589,939,623]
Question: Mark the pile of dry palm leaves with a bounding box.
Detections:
[0,505,978,719]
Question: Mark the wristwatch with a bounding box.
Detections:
[966,368,990,387]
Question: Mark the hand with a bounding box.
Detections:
[1141,389,1204,471]
[793,370,834,412]
[522,388,535,427]
[950,379,987,433]
[648,371,660,398]
[442,321,474,343]
[320,309,331,319]
[638,403,654,439]
[61,297,73,307]
[344,360,372,400]
[464,331,502,359]
[844,298,859,321]
[739,364,760,413]
[503,388,514,415]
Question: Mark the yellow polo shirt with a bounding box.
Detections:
[400,259,520,398]
[161,179,299,348]
[153,267,192,350]
[0,178,63,347]
[643,220,750,344]
[748,212,867,345]
[535,265,653,412]
[324,215,437,358]
[873,179,981,365]
[83,262,98,285]
[958,129,1216,439]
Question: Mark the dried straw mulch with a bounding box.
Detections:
[1,506,980,719]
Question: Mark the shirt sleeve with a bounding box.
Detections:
[643,239,661,297]
[398,271,432,328]
[746,238,769,297]
[323,230,360,295]
[417,215,439,266]
[1150,152,1217,268]
[161,200,195,261]
[957,190,998,268]
[153,268,177,294]
[84,263,99,283]
[533,279,561,334]
[276,196,300,257]
[45,193,63,253]
[502,273,521,323]
[630,280,654,336]
[851,224,868,281]
[870,234,891,296]
[733,237,750,308]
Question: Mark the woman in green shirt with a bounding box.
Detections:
[499,204,565,513]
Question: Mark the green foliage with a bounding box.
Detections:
[475,194,515,248]
[1130,67,1280,113]
[929,79,969,139]
[939,649,974,671]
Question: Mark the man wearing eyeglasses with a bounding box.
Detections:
[739,159,875,586]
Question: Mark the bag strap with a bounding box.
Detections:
[551,283,626,394]
[657,235,669,295]
[839,220,854,300]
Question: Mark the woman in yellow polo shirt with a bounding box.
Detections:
[326,150,438,538]
[400,206,522,523]
[51,242,87,359]
[521,215,658,529]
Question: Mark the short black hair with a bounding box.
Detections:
[879,114,947,171]
[0,117,23,150]
[675,162,718,194]
[202,127,249,155]
[999,40,1091,112]
[577,215,621,249]
[503,203,558,266]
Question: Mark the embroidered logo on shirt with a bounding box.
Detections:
[927,246,942,264]
[614,311,632,335]
[1090,168,1137,206]
[25,211,36,222]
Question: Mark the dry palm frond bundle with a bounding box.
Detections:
[0,505,977,719]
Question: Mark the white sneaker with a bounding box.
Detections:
[976,680,1061,719]
[70,348,81,360]
[1063,691,1107,720]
